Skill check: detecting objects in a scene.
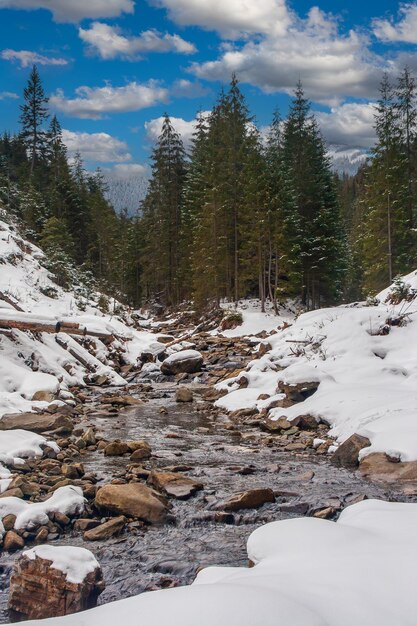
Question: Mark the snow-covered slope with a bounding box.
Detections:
[0,218,163,418]
[216,272,417,463]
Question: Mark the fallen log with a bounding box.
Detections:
[0,291,25,312]
[55,335,97,372]
[0,317,114,341]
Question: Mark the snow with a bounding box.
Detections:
[162,349,202,365]
[215,277,417,462]
[0,485,85,531]
[24,545,99,584]
[9,499,417,626]
[0,218,163,418]
[214,299,295,338]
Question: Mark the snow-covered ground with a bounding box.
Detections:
[216,271,417,463]
[0,218,164,418]
[215,299,297,338]
[9,499,417,626]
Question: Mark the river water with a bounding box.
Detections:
[0,382,407,621]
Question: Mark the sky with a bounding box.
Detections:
[0,0,417,179]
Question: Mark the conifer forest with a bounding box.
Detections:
[2,65,416,312]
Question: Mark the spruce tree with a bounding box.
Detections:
[19,65,49,176]
[141,115,187,306]
[282,82,346,307]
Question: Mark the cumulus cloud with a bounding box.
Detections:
[152,0,290,38]
[373,3,417,44]
[62,129,131,162]
[145,112,210,150]
[171,78,211,98]
[0,91,18,100]
[1,48,68,68]
[190,7,383,105]
[316,102,376,149]
[0,0,134,22]
[79,22,196,60]
[51,81,169,119]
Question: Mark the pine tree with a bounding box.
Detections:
[282,82,346,307]
[19,65,49,176]
[359,73,414,293]
[396,67,417,228]
[141,115,187,306]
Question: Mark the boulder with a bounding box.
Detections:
[32,390,55,403]
[216,488,275,511]
[129,442,152,462]
[83,516,126,541]
[161,350,203,376]
[359,453,417,483]
[95,483,169,523]
[175,387,193,403]
[277,381,319,406]
[331,434,371,469]
[0,412,73,434]
[104,442,130,457]
[8,546,105,620]
[148,471,203,500]
[3,530,25,552]
[262,417,292,432]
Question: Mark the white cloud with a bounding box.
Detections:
[0,0,134,22]
[373,3,417,44]
[79,22,196,60]
[0,91,18,100]
[171,78,211,98]
[51,81,169,119]
[1,49,68,68]
[62,129,131,162]
[190,7,383,105]
[316,102,376,149]
[152,0,290,38]
[145,112,210,150]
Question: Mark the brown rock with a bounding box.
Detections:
[217,488,275,511]
[331,434,371,469]
[8,550,105,620]
[83,516,126,541]
[359,453,417,483]
[0,488,24,499]
[32,390,55,402]
[95,483,169,523]
[2,514,17,531]
[0,412,73,434]
[3,531,24,552]
[291,414,319,430]
[175,387,193,403]
[262,416,292,432]
[148,471,203,500]
[104,442,130,456]
[277,381,319,406]
[161,351,203,375]
[129,442,152,462]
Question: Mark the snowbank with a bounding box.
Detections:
[10,499,417,626]
[24,545,99,584]
[215,299,295,338]
[215,277,417,462]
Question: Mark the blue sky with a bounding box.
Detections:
[0,0,417,177]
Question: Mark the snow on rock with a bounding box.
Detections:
[0,486,85,531]
[0,430,59,494]
[10,499,417,626]
[215,275,417,462]
[24,545,100,585]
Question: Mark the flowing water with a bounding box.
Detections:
[0,382,407,621]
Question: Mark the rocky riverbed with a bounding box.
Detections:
[0,331,415,622]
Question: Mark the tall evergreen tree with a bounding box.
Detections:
[141,115,187,305]
[282,82,346,307]
[19,65,49,176]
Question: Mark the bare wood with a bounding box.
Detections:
[55,335,96,372]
